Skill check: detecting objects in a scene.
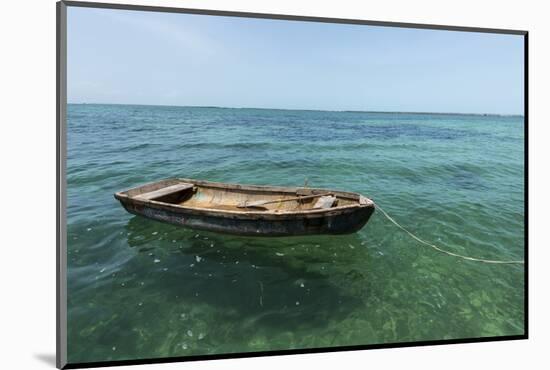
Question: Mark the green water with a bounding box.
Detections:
[66,104,525,364]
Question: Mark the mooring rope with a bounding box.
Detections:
[373,202,524,265]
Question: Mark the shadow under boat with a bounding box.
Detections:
[122,215,376,330]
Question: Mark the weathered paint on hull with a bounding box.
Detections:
[119,200,374,237]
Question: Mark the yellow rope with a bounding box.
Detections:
[373,202,524,265]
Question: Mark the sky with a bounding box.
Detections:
[67,7,525,114]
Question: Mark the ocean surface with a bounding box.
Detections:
[66,104,525,364]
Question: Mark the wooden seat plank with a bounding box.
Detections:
[135,183,194,200]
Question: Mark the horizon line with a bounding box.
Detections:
[66,102,525,117]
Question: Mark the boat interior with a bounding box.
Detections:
[125,180,360,213]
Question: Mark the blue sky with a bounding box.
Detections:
[68,7,524,114]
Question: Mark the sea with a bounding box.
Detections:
[66,104,525,363]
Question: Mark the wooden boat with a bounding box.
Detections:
[114,178,375,236]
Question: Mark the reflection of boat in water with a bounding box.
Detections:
[114,178,375,237]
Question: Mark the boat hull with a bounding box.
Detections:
[118,198,374,236]
[115,178,375,237]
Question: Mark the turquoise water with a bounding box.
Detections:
[66,104,525,364]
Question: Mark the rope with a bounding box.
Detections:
[373,202,524,265]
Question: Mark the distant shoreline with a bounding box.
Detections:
[67,102,524,118]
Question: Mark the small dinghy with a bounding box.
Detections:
[114,178,375,236]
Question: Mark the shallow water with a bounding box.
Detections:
[66,104,525,363]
